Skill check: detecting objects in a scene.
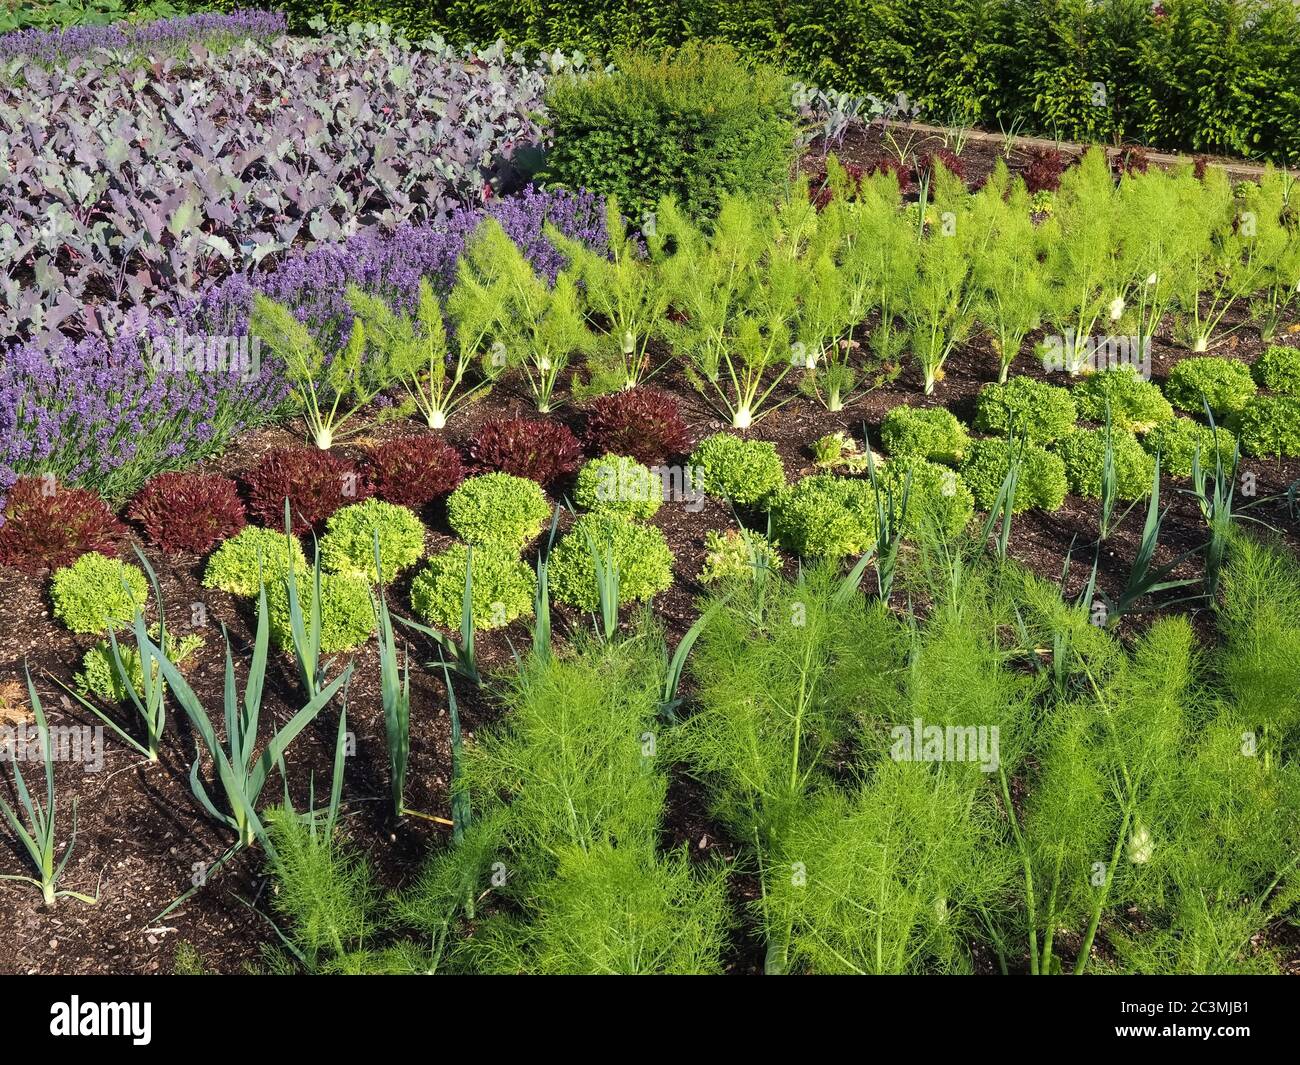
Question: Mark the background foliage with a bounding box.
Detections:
[237,0,1300,162]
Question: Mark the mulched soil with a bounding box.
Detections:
[2,130,1299,975]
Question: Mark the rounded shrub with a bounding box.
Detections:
[1163,356,1256,417]
[960,438,1068,513]
[574,454,663,519]
[1142,418,1238,477]
[446,473,550,550]
[771,475,877,558]
[548,513,675,610]
[1053,428,1156,499]
[1071,366,1174,433]
[689,433,785,508]
[319,498,426,584]
[0,477,126,575]
[1253,346,1300,395]
[203,526,308,598]
[51,552,149,635]
[879,406,970,465]
[267,571,376,654]
[880,458,975,541]
[1230,396,1300,458]
[411,545,536,631]
[973,377,1077,443]
[542,41,796,221]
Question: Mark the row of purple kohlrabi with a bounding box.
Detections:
[0,21,590,343]
[0,184,609,518]
[0,9,288,65]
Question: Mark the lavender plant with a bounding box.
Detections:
[0,9,285,64]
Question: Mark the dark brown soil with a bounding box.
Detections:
[2,136,1299,975]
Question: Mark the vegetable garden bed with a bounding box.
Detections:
[1,13,1299,978]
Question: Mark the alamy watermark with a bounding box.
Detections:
[151,330,262,382]
[1041,330,1151,378]
[0,723,104,773]
[593,462,707,513]
[889,717,1000,772]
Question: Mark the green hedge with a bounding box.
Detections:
[251,0,1300,162]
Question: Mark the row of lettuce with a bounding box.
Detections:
[24,324,1300,710]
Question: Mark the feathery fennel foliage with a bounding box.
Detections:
[448,219,590,413]
[404,634,727,974]
[345,277,493,430]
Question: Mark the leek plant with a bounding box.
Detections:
[1181,403,1271,597]
[448,220,589,413]
[979,434,1022,562]
[1095,408,1128,543]
[865,445,909,600]
[346,278,493,430]
[589,540,621,641]
[398,548,480,686]
[149,583,353,849]
[1098,453,1201,626]
[282,501,330,699]
[0,668,97,908]
[374,534,410,819]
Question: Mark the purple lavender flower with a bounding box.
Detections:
[0,10,288,64]
[193,184,609,349]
